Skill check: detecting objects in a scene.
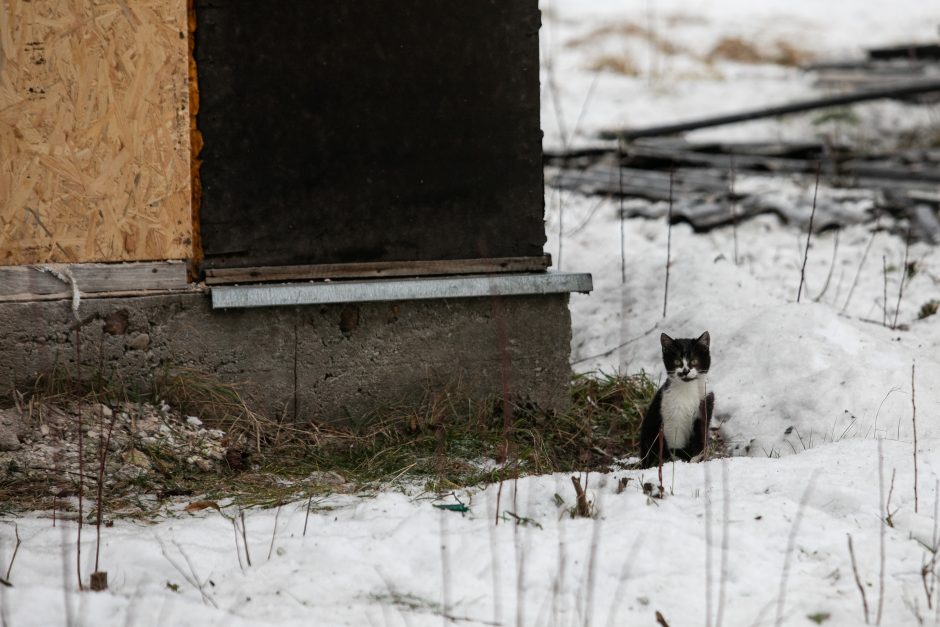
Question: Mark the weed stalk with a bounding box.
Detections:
[796,162,821,303]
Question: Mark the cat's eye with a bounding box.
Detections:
[691,359,698,366]
[673,360,681,366]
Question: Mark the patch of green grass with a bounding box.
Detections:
[812,108,860,127]
[268,369,657,492]
[151,369,656,503]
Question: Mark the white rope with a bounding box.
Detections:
[34,264,82,321]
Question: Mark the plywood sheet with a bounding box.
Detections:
[195,0,544,269]
[0,0,192,265]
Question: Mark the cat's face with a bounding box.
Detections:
[660,331,710,382]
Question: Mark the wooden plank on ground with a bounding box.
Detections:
[0,262,188,300]
[0,0,192,264]
[204,256,552,285]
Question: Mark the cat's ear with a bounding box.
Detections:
[660,333,674,349]
[697,331,711,347]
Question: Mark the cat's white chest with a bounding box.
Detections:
[661,377,706,449]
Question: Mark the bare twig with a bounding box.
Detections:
[841,217,879,313]
[495,477,505,526]
[775,471,819,627]
[485,251,514,522]
[702,380,710,462]
[583,479,605,627]
[912,362,919,513]
[571,323,659,366]
[847,534,871,623]
[159,539,218,608]
[94,403,118,579]
[303,494,314,537]
[886,469,898,527]
[878,438,886,625]
[555,187,565,270]
[716,460,730,627]
[439,503,453,626]
[1,525,21,586]
[619,138,626,284]
[267,503,282,560]
[892,228,911,329]
[796,163,821,303]
[486,488,504,626]
[513,481,526,627]
[657,427,665,495]
[813,228,841,302]
[231,518,245,571]
[704,447,713,627]
[882,256,889,327]
[663,170,674,318]
[571,475,591,518]
[74,327,84,591]
[240,509,252,567]
[928,481,940,611]
[729,156,738,266]
[605,535,643,627]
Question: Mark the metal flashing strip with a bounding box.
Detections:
[211,271,593,309]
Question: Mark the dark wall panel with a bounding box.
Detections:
[195,0,545,269]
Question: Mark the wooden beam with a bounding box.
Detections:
[0,262,188,301]
[599,78,940,141]
[204,255,552,285]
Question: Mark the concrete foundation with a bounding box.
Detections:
[0,292,572,423]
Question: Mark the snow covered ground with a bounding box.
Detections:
[2,1,940,625]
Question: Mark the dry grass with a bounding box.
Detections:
[918,300,939,320]
[1,368,658,514]
[153,367,300,453]
[567,22,684,56]
[588,53,640,76]
[706,36,813,67]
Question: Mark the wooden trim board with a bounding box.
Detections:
[0,261,188,301]
[204,255,552,285]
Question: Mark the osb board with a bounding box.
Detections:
[0,0,192,265]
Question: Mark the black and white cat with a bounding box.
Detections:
[639,331,715,469]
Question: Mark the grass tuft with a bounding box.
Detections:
[2,369,657,513]
[917,300,939,320]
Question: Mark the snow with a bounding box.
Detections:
[4,443,940,625]
[3,1,940,625]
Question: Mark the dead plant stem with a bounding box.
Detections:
[882,256,889,327]
[267,504,282,560]
[796,163,821,303]
[729,157,738,265]
[1,525,20,585]
[74,327,84,591]
[877,438,886,625]
[240,510,252,567]
[841,218,879,313]
[619,138,626,284]
[716,460,730,627]
[912,362,919,513]
[664,170,673,318]
[892,229,911,329]
[774,471,819,627]
[847,533,871,623]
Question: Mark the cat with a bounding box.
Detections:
[639,331,715,469]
